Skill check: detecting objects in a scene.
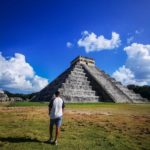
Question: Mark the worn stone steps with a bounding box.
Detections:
[114,80,146,102]
[82,65,132,103]
[100,72,146,102]
[69,73,86,78]
[62,83,92,90]
[73,68,84,72]
[66,77,87,82]
[65,80,90,85]
[60,95,99,102]
[56,63,99,102]
[74,64,83,69]
[69,75,87,79]
[71,71,85,76]
[82,64,147,103]
[59,88,96,96]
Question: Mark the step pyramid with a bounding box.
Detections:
[32,56,147,103]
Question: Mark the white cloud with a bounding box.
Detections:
[66,42,73,48]
[112,43,150,85]
[125,43,150,79]
[127,36,134,44]
[77,31,121,53]
[112,66,147,86]
[0,52,48,93]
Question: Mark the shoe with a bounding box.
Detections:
[48,139,53,144]
[52,140,58,145]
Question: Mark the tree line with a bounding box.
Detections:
[4,91,37,100]
[127,85,150,100]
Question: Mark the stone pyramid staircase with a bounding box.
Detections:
[32,64,99,102]
[58,64,99,102]
[82,64,147,103]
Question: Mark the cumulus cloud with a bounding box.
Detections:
[0,52,48,93]
[125,43,150,80]
[77,31,121,53]
[112,43,150,85]
[112,65,147,86]
[66,42,73,48]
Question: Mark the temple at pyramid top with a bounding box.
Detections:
[32,56,147,103]
[71,56,95,66]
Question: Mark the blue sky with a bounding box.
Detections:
[0,0,150,93]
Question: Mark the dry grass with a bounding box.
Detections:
[0,103,150,150]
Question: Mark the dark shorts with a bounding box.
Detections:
[50,116,62,127]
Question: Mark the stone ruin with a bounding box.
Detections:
[0,90,10,102]
[32,56,147,103]
[0,90,24,102]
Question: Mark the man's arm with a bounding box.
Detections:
[62,100,65,112]
[48,99,54,115]
[48,106,51,115]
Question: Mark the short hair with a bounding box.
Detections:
[55,91,60,97]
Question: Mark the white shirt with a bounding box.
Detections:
[49,97,64,119]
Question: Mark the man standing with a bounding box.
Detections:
[48,91,65,145]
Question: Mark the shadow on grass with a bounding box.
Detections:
[0,137,48,143]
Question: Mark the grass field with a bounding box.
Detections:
[0,102,150,150]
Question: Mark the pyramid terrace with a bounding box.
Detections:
[33,56,147,103]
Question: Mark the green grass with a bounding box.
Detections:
[2,101,115,107]
[0,103,150,150]
[7,101,49,107]
[2,101,149,107]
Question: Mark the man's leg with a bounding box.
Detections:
[49,119,54,141]
[54,126,60,142]
[54,117,62,144]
